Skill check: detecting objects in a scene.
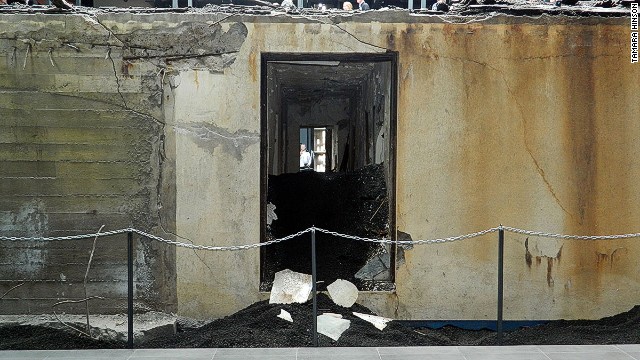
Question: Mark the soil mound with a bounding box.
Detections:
[494,305,640,345]
[2,300,640,349]
[145,293,429,348]
[0,324,125,350]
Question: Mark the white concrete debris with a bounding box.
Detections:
[327,279,358,308]
[317,314,351,341]
[267,202,278,225]
[269,269,312,304]
[322,313,343,319]
[352,312,392,331]
[277,309,293,323]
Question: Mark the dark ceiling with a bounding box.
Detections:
[268,61,375,101]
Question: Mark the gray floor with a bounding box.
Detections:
[2,345,640,360]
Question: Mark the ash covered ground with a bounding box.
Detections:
[2,294,640,349]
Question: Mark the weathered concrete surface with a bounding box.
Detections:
[166,13,640,321]
[388,19,640,320]
[1,11,638,321]
[0,14,176,314]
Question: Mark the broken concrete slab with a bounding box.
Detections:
[276,309,293,322]
[269,269,312,304]
[352,312,392,331]
[355,251,390,281]
[327,279,358,308]
[317,314,351,341]
[322,312,343,319]
[267,202,278,225]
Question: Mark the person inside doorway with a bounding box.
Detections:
[300,143,313,171]
[356,0,370,10]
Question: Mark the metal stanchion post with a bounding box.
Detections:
[497,225,504,345]
[311,227,318,347]
[127,231,134,349]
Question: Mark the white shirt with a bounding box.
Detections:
[300,150,312,168]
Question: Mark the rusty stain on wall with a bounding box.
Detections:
[525,238,563,287]
[595,247,628,269]
[248,50,257,83]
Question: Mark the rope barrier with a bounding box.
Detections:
[501,226,640,240]
[1,226,640,251]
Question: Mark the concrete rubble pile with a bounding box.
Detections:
[269,270,392,341]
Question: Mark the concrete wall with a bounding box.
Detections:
[0,15,176,313]
[389,19,640,321]
[1,11,638,320]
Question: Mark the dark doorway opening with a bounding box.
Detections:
[260,53,397,291]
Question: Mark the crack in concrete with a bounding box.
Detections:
[123,50,240,61]
[176,123,260,161]
[105,47,129,110]
[330,22,389,52]
[92,16,127,48]
[304,15,389,52]
[92,15,166,129]
[501,53,619,61]
[40,91,166,127]
[157,223,216,275]
[441,55,579,224]
[196,126,258,143]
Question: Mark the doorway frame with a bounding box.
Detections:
[259,52,399,289]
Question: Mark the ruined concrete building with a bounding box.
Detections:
[0,3,639,323]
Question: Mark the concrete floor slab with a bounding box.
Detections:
[214,348,293,356]
[618,345,640,352]
[44,349,135,358]
[462,353,549,360]
[3,345,640,359]
[458,345,543,355]
[545,352,635,360]
[378,354,465,360]
[132,349,216,358]
[376,346,462,355]
[538,345,620,353]
[624,352,640,360]
[0,350,49,360]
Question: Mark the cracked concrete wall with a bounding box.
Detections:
[0,14,176,314]
[1,12,638,321]
[388,19,640,321]
[168,14,640,321]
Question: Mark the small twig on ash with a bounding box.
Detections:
[23,43,31,70]
[48,48,55,67]
[52,296,106,339]
[84,225,105,335]
[0,282,25,300]
[369,197,388,223]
